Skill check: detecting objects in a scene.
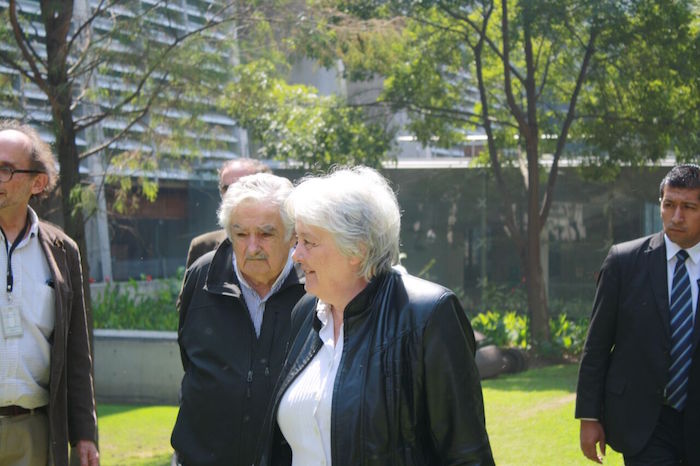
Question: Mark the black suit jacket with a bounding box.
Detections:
[576,232,700,461]
[185,229,227,269]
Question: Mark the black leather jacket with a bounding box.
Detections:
[258,270,494,466]
[172,239,305,466]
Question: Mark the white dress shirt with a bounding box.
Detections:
[664,235,700,321]
[0,207,54,409]
[277,301,343,466]
[233,250,294,337]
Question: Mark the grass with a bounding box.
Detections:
[98,405,177,466]
[484,364,623,466]
[97,364,623,465]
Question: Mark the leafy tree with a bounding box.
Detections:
[301,0,699,345]
[0,0,254,309]
[0,0,395,322]
[221,59,394,170]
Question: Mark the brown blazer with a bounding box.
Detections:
[185,229,227,268]
[38,221,97,466]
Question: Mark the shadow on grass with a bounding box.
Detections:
[98,404,153,418]
[482,363,579,392]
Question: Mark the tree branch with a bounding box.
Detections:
[437,0,526,85]
[540,28,598,225]
[7,0,49,93]
[501,0,528,135]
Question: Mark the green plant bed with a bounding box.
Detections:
[92,272,183,330]
[471,310,588,358]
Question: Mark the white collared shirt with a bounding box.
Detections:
[277,300,343,466]
[233,250,294,338]
[0,207,54,409]
[664,235,700,321]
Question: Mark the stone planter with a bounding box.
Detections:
[94,329,183,405]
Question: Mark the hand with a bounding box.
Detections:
[76,440,100,466]
[580,419,606,463]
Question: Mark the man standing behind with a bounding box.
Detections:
[171,173,305,466]
[185,158,270,268]
[577,164,700,464]
[0,121,98,466]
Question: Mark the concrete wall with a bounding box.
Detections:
[94,329,183,405]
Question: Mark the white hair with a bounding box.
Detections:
[218,173,294,241]
[286,166,401,280]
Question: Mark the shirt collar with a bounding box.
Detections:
[0,207,40,246]
[663,234,700,264]
[27,207,39,238]
[232,248,295,300]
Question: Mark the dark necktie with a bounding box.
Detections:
[666,249,693,410]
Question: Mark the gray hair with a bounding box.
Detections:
[0,119,58,198]
[286,166,401,280]
[218,173,294,241]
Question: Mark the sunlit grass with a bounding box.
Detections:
[97,365,624,465]
[483,364,623,466]
[98,405,177,466]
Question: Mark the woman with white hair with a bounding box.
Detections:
[257,166,494,466]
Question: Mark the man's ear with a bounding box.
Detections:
[30,173,49,195]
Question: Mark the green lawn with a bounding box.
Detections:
[484,364,622,465]
[97,364,622,465]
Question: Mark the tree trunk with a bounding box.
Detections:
[525,227,549,345]
[42,0,94,350]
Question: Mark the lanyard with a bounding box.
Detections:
[0,218,30,293]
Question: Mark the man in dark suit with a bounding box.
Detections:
[576,164,700,465]
[172,173,305,465]
[0,121,99,465]
[185,158,269,268]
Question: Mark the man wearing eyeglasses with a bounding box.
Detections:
[0,120,99,466]
[184,158,270,268]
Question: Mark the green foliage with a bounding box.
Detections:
[472,310,588,357]
[472,311,529,349]
[307,0,699,348]
[220,59,394,171]
[549,313,589,356]
[92,273,183,330]
[579,0,700,162]
[480,282,528,314]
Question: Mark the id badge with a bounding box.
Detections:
[1,303,23,338]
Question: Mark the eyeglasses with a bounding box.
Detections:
[0,166,45,182]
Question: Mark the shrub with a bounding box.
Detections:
[471,310,589,357]
[471,311,529,349]
[92,271,183,331]
[549,313,589,357]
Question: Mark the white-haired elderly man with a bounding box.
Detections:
[171,173,305,466]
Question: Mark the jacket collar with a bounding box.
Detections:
[646,232,671,336]
[203,239,304,298]
[312,272,391,333]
